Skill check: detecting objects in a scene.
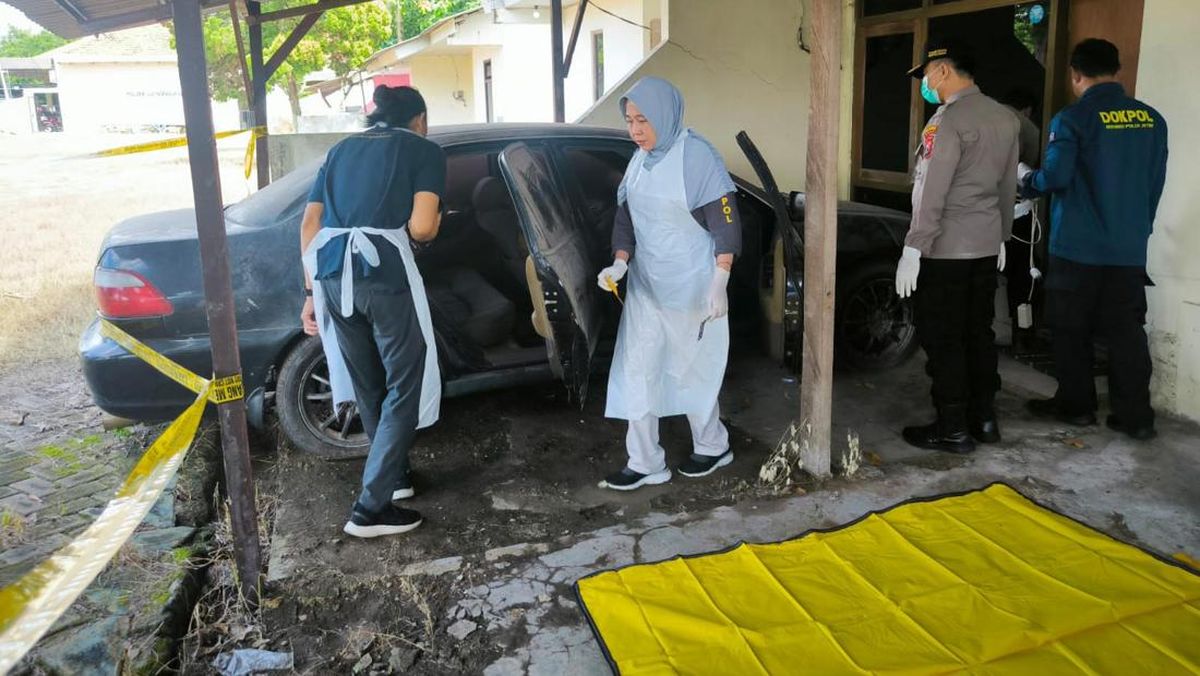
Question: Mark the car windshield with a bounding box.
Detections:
[225,158,323,228]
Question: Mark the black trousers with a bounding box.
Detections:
[1045,256,1154,428]
[322,271,428,514]
[914,257,1001,420]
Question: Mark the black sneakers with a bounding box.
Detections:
[343,503,423,538]
[600,467,672,491]
[678,450,734,478]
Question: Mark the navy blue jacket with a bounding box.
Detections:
[1023,82,1168,267]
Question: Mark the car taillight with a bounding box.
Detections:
[94,268,174,318]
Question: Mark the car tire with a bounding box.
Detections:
[276,336,370,460]
[836,259,919,371]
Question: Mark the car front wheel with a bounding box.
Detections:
[276,336,370,460]
[836,260,919,371]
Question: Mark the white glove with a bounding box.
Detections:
[1017,162,1033,184]
[597,258,628,291]
[895,246,921,299]
[708,267,731,319]
[998,241,1007,272]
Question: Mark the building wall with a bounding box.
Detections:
[407,53,476,126]
[1137,0,1200,422]
[561,0,656,121]
[488,23,554,123]
[579,0,817,190]
[54,61,241,133]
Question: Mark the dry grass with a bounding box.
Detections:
[0,132,255,375]
[178,485,279,670]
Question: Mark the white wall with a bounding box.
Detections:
[561,0,655,121]
[1137,0,1200,422]
[408,53,476,125]
[488,23,553,123]
[0,96,33,134]
[54,61,244,133]
[579,0,816,190]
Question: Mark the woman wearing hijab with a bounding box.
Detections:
[300,85,444,537]
[597,77,742,491]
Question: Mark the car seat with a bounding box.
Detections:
[472,176,528,285]
[424,267,515,349]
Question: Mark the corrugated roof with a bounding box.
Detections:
[45,23,176,61]
[3,0,224,40]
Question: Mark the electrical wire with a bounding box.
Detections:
[590,1,651,31]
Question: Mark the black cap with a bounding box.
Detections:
[908,38,976,79]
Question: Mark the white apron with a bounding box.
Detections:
[302,226,441,429]
[605,130,730,421]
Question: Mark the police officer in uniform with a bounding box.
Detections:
[895,40,1020,454]
[1021,39,1168,441]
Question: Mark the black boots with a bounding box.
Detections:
[969,418,1001,444]
[903,405,976,454]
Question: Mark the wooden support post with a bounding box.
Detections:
[172,0,263,604]
[550,0,565,122]
[263,11,322,81]
[799,0,842,478]
[229,0,253,112]
[248,0,269,187]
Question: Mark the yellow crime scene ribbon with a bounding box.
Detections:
[89,126,266,180]
[0,319,243,671]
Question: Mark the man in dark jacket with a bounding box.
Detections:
[1021,38,1169,440]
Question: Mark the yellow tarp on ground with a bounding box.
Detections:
[576,483,1200,675]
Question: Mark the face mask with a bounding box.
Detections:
[921,72,941,105]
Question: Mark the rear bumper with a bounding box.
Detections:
[79,319,298,424]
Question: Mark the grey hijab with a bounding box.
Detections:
[616,77,735,209]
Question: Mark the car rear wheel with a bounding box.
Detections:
[276,336,370,460]
[836,260,918,371]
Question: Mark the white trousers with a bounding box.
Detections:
[626,402,730,475]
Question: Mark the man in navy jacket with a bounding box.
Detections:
[1021,38,1169,440]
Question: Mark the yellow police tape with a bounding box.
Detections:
[90,126,265,180]
[99,320,243,404]
[0,320,245,671]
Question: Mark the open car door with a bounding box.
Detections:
[499,142,602,405]
[736,131,805,372]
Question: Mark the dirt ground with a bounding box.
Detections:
[0,131,253,373]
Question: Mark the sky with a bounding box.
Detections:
[1,2,40,33]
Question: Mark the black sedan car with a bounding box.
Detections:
[81,124,915,458]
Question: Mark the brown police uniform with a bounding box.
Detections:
[908,84,1020,434]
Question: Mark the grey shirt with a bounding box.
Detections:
[908,85,1020,259]
[612,191,743,258]
[1005,104,1042,167]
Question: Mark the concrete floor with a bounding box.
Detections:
[459,354,1199,675]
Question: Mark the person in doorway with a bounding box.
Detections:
[300,85,445,537]
[597,76,742,491]
[895,39,1020,454]
[999,87,1043,353]
[1020,38,1168,441]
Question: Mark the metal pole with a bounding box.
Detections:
[798,0,842,478]
[0,68,10,101]
[248,0,270,187]
[172,0,263,604]
[550,0,565,123]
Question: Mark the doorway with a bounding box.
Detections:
[852,0,1063,206]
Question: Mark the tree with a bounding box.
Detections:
[182,1,392,122]
[386,0,479,44]
[0,27,67,57]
